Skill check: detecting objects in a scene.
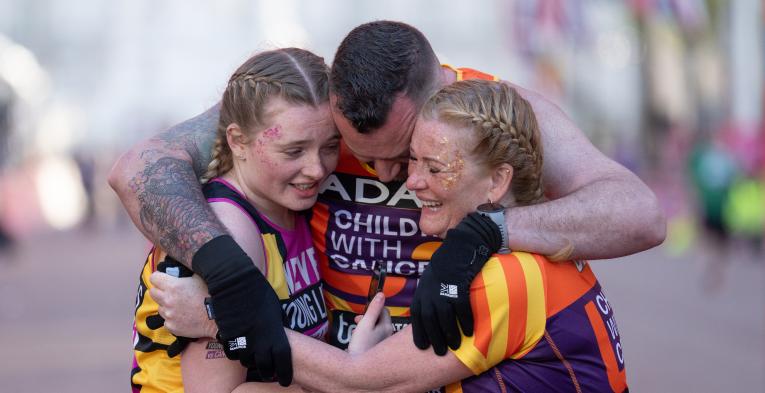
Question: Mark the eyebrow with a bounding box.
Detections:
[410,149,447,165]
[276,134,340,147]
[422,156,448,166]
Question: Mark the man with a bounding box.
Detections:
[110,21,665,385]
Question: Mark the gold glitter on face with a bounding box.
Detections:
[430,136,466,190]
[439,152,464,190]
[407,118,492,238]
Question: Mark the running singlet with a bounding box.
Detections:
[447,253,628,393]
[310,65,497,348]
[131,178,328,392]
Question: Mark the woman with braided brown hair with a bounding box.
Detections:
[131,47,339,393]
[155,79,628,392]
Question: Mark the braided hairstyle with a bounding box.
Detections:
[200,48,330,183]
[421,79,544,206]
[421,80,574,260]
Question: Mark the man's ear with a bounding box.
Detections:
[487,163,513,204]
[226,123,248,158]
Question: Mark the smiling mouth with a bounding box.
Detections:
[291,182,317,191]
[420,200,443,209]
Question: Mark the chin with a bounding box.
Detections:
[287,198,318,212]
[419,221,446,238]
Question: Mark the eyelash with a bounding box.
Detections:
[410,157,442,174]
[323,143,340,152]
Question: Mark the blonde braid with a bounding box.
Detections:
[424,80,576,261]
[199,125,233,184]
[432,84,545,205]
[229,73,283,90]
[202,74,283,184]
[507,88,544,202]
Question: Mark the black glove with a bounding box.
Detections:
[192,235,292,386]
[411,212,502,355]
[145,258,196,358]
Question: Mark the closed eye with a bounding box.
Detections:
[284,148,303,157]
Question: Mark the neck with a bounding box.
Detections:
[222,169,295,230]
[498,194,517,209]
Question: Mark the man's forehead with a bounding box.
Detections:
[344,132,410,161]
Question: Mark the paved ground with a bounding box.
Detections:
[0,226,762,392]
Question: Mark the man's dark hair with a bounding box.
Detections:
[330,20,440,134]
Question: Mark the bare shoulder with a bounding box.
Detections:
[209,201,266,271]
[499,80,628,196]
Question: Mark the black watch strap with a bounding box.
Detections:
[477,203,511,254]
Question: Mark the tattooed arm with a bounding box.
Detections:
[108,103,224,265]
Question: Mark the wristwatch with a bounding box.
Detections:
[477,202,511,254]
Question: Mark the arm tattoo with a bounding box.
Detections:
[128,104,226,263]
[155,103,219,178]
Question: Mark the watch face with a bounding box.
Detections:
[477,202,504,213]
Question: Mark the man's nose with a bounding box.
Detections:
[374,160,402,182]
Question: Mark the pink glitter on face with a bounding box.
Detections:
[263,125,282,139]
[252,125,282,168]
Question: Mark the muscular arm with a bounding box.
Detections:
[505,83,666,259]
[233,327,471,393]
[108,104,225,265]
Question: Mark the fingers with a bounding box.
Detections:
[455,298,475,337]
[379,308,394,337]
[272,337,293,387]
[379,307,392,326]
[438,304,461,351]
[421,305,447,355]
[359,293,386,327]
[251,347,275,385]
[149,271,172,290]
[411,296,431,350]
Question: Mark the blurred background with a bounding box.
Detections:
[0,0,762,391]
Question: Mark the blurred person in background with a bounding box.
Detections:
[110,20,664,380]
[154,79,629,393]
[131,47,338,392]
[73,149,97,228]
[723,173,765,257]
[687,130,739,290]
[0,78,14,251]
